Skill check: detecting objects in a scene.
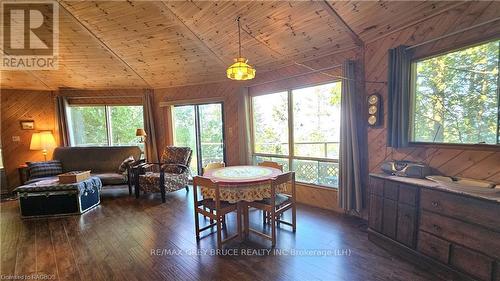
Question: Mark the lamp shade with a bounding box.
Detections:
[30,131,56,151]
[136,128,147,137]
[226,57,256,81]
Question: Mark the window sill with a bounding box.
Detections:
[408,142,499,151]
[296,182,338,192]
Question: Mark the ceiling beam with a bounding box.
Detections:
[156,1,227,66]
[57,1,152,88]
[321,1,363,47]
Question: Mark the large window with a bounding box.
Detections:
[68,105,144,147]
[411,40,499,145]
[251,82,342,188]
[172,103,225,175]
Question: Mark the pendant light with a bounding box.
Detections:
[226,16,256,81]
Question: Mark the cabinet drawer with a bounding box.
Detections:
[420,188,500,232]
[396,203,417,248]
[384,181,399,200]
[398,184,417,206]
[369,194,383,232]
[369,177,384,196]
[450,244,493,281]
[420,210,500,260]
[417,231,450,264]
[382,199,397,239]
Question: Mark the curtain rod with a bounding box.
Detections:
[406,17,500,50]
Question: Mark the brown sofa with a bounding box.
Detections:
[26,146,142,190]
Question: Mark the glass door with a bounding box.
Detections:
[172,103,225,175]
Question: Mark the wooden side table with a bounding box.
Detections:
[18,164,29,185]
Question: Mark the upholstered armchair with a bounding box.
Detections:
[133,146,193,203]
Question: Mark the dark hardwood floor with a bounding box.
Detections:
[1,186,442,281]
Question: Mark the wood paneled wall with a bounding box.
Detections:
[1,90,57,190]
[364,2,500,184]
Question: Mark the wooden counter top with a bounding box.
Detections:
[370,173,500,204]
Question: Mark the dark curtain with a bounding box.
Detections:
[387,45,412,148]
[143,90,159,162]
[338,60,363,213]
[56,96,70,146]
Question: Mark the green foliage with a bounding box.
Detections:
[69,105,144,147]
[413,40,499,144]
[172,104,225,174]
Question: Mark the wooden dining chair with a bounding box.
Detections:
[202,162,225,175]
[245,172,296,247]
[193,176,239,249]
[258,161,283,171]
[258,161,288,224]
[201,162,226,223]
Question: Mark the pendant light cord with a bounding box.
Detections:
[237,16,242,58]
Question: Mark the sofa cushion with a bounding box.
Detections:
[118,156,135,173]
[27,160,63,179]
[92,173,127,185]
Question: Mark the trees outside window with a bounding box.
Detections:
[251,82,341,188]
[412,40,499,145]
[68,105,144,148]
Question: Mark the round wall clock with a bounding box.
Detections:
[368,115,377,125]
[367,93,381,127]
[368,94,379,105]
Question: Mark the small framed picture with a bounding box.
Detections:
[20,120,35,130]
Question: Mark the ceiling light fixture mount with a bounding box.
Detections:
[226,16,256,81]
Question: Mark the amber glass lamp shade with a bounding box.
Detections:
[226,57,256,81]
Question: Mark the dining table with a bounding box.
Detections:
[202,165,286,240]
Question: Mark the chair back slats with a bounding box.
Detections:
[193,176,221,208]
[258,161,283,171]
[203,162,225,175]
[271,172,294,187]
[193,176,217,189]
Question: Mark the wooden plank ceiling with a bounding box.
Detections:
[0,1,478,90]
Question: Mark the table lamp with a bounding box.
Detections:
[30,131,56,161]
[136,128,147,143]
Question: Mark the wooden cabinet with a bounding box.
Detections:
[369,175,500,281]
[368,177,418,249]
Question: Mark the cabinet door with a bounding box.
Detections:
[369,194,383,232]
[396,203,417,248]
[369,177,384,196]
[382,199,397,239]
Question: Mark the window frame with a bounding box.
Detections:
[408,38,500,147]
[67,104,144,147]
[249,80,341,189]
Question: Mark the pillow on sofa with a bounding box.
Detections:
[27,160,63,179]
[118,156,135,173]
